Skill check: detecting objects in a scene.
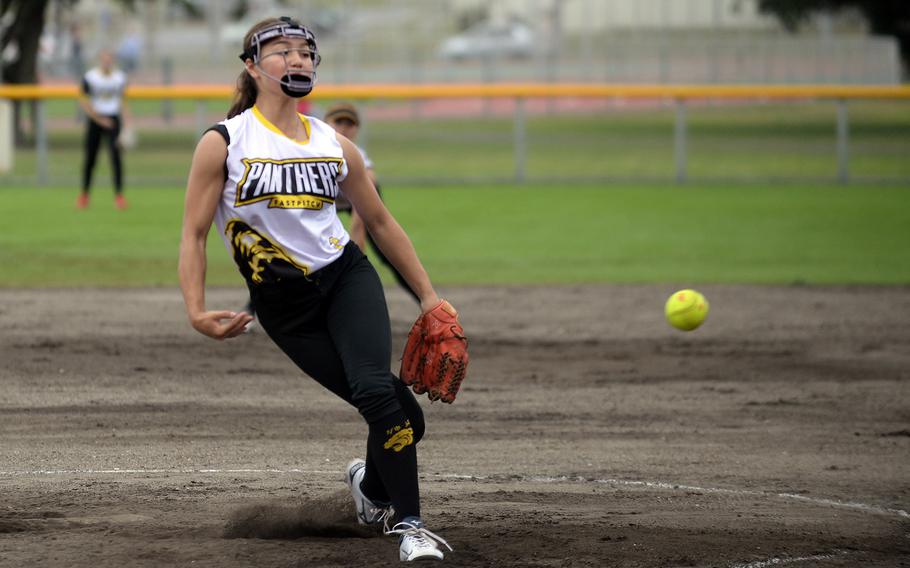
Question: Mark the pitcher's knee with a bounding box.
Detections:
[352,375,402,424]
[394,380,425,443]
[405,399,425,443]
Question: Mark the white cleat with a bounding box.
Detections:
[385,517,452,562]
[345,459,393,525]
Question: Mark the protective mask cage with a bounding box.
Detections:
[238,16,321,98]
[239,17,320,66]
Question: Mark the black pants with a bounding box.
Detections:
[82,115,122,194]
[251,243,425,515]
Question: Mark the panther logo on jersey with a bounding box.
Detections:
[235,157,343,209]
[225,219,310,284]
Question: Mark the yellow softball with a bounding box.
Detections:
[665,289,709,331]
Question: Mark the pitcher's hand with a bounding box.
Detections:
[190,310,254,340]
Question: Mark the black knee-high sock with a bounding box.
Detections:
[362,444,390,503]
[366,410,420,520]
[362,382,425,505]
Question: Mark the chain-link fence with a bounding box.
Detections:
[4,0,906,188]
[2,86,908,187]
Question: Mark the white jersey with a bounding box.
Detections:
[213,106,350,285]
[82,67,127,116]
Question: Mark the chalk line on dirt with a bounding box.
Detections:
[728,550,849,568]
[1,468,906,520]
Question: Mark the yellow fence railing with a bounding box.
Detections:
[2,83,910,100]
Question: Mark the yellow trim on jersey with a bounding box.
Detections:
[251,105,312,144]
[234,157,343,207]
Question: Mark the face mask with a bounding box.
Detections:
[239,17,321,98]
[278,72,314,98]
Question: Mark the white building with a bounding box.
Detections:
[449,0,778,32]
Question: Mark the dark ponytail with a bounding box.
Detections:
[226,17,282,118]
[227,71,257,118]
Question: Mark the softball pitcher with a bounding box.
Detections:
[178,17,453,562]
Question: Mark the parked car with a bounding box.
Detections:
[438,21,536,60]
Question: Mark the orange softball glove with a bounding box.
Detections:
[399,300,469,403]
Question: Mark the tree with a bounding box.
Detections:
[2,0,51,85]
[2,0,52,144]
[759,0,910,77]
[1,0,200,143]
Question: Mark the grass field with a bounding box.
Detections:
[2,183,909,287]
[4,101,907,287]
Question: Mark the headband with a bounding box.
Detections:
[238,16,318,63]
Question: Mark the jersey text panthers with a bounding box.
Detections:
[236,157,343,209]
[212,106,351,283]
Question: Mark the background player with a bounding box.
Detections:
[178,17,453,562]
[323,102,418,302]
[76,48,130,210]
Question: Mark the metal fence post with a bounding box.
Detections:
[836,98,850,184]
[481,59,493,117]
[162,57,173,123]
[36,99,48,185]
[674,98,688,184]
[513,97,527,183]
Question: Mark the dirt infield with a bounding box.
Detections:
[1,285,908,567]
